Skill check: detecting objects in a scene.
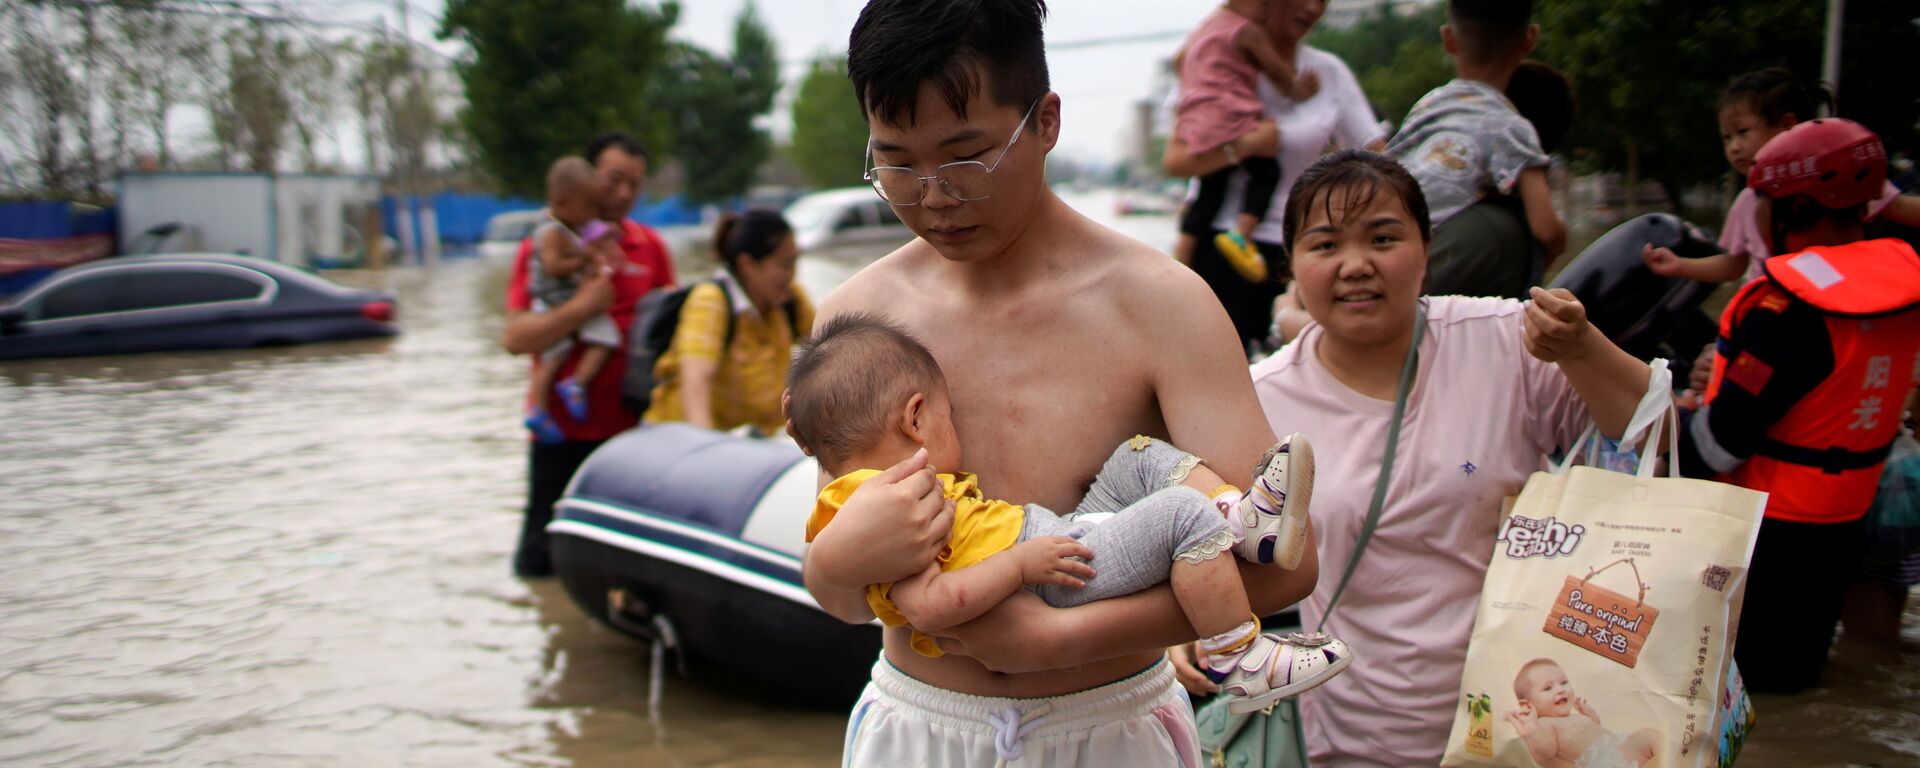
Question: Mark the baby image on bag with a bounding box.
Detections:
[1506,657,1659,767]
[1444,362,1769,768]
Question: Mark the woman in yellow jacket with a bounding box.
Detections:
[644,209,814,434]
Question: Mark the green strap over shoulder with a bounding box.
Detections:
[1316,303,1425,630]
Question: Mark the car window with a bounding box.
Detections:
[486,215,539,241]
[833,207,866,232]
[872,201,901,225]
[115,270,265,312]
[32,275,119,320]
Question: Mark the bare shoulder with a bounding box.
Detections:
[816,239,937,322]
[1089,229,1221,327]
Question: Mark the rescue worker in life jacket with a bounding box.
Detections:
[1675,118,1920,694]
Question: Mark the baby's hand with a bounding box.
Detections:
[1575,696,1599,723]
[1291,69,1321,101]
[1642,244,1683,277]
[1012,536,1095,588]
[1505,702,1539,737]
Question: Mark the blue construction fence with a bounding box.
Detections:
[0,201,117,240]
[382,192,708,250]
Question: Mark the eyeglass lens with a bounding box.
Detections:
[871,163,993,205]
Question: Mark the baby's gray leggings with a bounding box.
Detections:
[1020,438,1236,608]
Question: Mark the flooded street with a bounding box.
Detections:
[0,191,1914,767]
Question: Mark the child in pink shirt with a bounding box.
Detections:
[1645,68,1918,284]
[1174,0,1319,283]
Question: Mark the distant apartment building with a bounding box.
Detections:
[1322,0,1438,29]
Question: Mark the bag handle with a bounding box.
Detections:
[1552,359,1680,479]
[1317,302,1425,629]
[1577,557,1650,608]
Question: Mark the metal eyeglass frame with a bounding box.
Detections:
[862,99,1041,207]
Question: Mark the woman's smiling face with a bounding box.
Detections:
[1289,181,1428,348]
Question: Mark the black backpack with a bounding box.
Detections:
[620,278,800,415]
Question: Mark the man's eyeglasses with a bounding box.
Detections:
[864,99,1041,207]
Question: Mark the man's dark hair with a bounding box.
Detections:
[1447,0,1533,65]
[847,0,1051,127]
[787,312,946,472]
[1506,60,1573,154]
[586,132,650,165]
[1282,150,1432,258]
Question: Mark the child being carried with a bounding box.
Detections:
[523,156,621,443]
[1173,0,1319,281]
[788,313,1351,713]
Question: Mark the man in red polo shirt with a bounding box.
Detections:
[502,132,677,576]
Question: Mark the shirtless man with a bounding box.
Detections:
[798,1,1319,764]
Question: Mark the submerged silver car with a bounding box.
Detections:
[0,254,398,361]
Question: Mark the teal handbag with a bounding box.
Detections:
[1193,306,1423,768]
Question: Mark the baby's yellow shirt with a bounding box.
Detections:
[806,469,1026,657]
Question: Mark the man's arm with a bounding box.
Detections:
[501,232,614,355]
[936,265,1317,672]
[890,537,1094,633]
[1516,167,1567,259]
[802,450,954,624]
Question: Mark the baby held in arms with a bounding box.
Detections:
[1508,658,1660,768]
[787,312,1349,713]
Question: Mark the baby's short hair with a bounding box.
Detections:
[1512,657,1561,699]
[787,312,946,472]
[1448,0,1533,66]
[545,156,599,203]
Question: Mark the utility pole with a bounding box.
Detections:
[1823,0,1844,110]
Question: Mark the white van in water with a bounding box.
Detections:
[783,187,913,255]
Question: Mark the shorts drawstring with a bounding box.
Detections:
[986,701,1053,765]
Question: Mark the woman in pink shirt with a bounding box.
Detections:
[1235,151,1651,766]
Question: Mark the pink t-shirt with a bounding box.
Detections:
[1725,183,1904,283]
[1250,297,1590,767]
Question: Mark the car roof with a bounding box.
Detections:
[64,253,305,279]
[786,187,879,209]
[7,253,369,306]
[486,208,546,224]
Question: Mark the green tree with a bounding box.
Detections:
[653,3,781,204]
[788,56,868,190]
[1837,0,1920,160]
[439,0,676,197]
[1537,0,1825,204]
[1309,3,1450,126]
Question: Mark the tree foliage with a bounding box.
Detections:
[439,0,677,197]
[653,3,782,204]
[1309,3,1450,128]
[1536,0,1827,201]
[788,56,869,190]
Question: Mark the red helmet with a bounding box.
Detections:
[1748,118,1887,209]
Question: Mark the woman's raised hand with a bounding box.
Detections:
[1523,287,1596,363]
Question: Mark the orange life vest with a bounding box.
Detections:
[1704,239,1920,523]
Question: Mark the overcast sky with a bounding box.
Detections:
[1,1,1261,183]
[668,0,1216,164]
